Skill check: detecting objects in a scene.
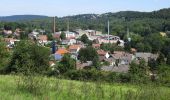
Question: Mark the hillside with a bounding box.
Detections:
[0,15,48,22]
[0,75,170,100]
[62,8,170,20]
[0,8,170,38]
[0,8,170,22]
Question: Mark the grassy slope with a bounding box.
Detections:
[0,75,170,100]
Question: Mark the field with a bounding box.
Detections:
[0,75,170,100]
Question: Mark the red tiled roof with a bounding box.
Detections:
[111,51,131,59]
[4,38,16,42]
[69,45,81,50]
[67,37,76,39]
[92,44,100,48]
[131,48,137,52]
[97,50,106,56]
[38,35,48,41]
[56,48,69,55]
[53,34,60,39]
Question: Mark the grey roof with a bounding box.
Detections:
[135,52,158,60]
[61,40,69,44]
[76,61,93,69]
[136,53,152,58]
[111,52,133,61]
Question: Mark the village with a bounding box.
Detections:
[1,0,170,98]
[1,22,158,73]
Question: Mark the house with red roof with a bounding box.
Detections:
[54,48,69,61]
[68,45,83,60]
[69,45,82,54]
[4,38,20,48]
[110,51,134,66]
[92,44,100,49]
[37,35,48,45]
[56,48,69,55]
[97,50,110,60]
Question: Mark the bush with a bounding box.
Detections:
[6,41,50,74]
[103,61,110,66]
[57,54,76,74]
[63,69,130,83]
[64,69,104,81]
[157,65,170,87]
[0,38,10,74]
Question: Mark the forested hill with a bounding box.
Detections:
[62,8,170,20]
[0,8,170,36]
[0,15,48,21]
[0,8,170,22]
[59,8,170,34]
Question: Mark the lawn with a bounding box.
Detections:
[0,75,170,100]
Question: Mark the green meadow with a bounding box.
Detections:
[0,75,170,100]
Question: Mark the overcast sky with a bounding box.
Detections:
[0,0,170,17]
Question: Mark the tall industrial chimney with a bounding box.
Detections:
[53,16,56,34]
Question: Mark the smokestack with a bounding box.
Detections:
[53,16,56,34]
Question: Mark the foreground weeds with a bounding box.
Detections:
[15,74,48,95]
[0,75,170,100]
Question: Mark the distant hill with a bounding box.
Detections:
[56,8,170,33]
[0,8,170,22]
[0,15,48,21]
[62,8,170,20]
[0,8,170,35]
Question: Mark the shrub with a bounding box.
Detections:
[6,41,50,74]
[0,38,10,74]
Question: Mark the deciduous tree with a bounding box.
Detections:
[7,41,50,74]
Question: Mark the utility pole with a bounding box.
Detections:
[108,20,110,43]
[125,17,131,42]
[127,27,129,39]
[127,23,131,42]
[67,18,69,32]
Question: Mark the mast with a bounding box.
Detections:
[108,20,110,43]
[127,26,131,42]
[127,27,129,39]
[67,18,69,32]
[125,17,131,42]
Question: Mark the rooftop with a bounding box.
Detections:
[97,49,107,56]
[56,48,69,55]
[38,35,48,41]
[69,45,82,50]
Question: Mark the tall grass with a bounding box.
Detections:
[0,75,170,100]
[15,73,48,95]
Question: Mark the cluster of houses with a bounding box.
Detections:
[53,29,124,46]
[52,42,158,73]
[2,29,49,48]
[1,28,158,73]
[51,30,158,72]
